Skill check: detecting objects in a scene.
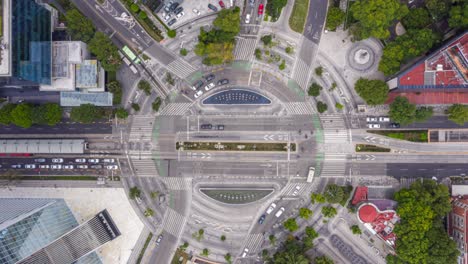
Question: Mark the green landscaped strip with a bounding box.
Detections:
[355,144,391,152]
[177,142,296,152]
[368,130,429,143]
[289,0,310,33]
[136,233,153,264]
[200,189,273,204]
[122,1,164,41]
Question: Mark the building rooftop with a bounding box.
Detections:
[0,139,85,154]
[60,91,113,106]
[0,0,12,77]
[76,60,98,88]
[357,202,399,247]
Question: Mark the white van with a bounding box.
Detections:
[307,167,315,183]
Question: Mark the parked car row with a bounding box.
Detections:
[366,116,400,129]
[6,158,118,170]
[264,202,285,219]
[200,124,225,130]
[190,74,229,98]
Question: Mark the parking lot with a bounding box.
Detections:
[157,0,233,28]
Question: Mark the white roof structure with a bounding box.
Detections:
[0,139,85,154]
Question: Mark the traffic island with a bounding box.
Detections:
[176,142,296,152]
[355,144,391,152]
[200,188,274,205]
[367,130,428,143]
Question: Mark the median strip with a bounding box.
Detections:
[176,142,296,152]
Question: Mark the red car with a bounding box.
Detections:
[219,0,226,9]
[258,4,264,15]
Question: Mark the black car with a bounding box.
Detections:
[200,124,212,129]
[390,123,400,128]
[192,80,204,90]
[169,2,179,12]
[174,6,183,15]
[258,214,266,224]
[205,74,215,82]
[208,3,218,12]
[168,18,177,26]
[217,79,229,85]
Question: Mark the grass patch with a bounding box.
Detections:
[136,233,153,264]
[355,144,391,152]
[368,130,428,143]
[288,0,309,33]
[171,249,190,264]
[177,142,296,152]
[0,175,100,181]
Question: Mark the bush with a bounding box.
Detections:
[167,30,176,38]
[138,80,152,95]
[131,103,140,112]
[315,66,323,76]
[261,35,273,46]
[285,46,293,54]
[279,60,286,70]
[220,235,226,241]
[335,102,344,110]
[308,83,322,97]
[139,11,147,19]
[351,225,362,235]
[152,98,162,112]
[317,101,328,113]
[180,48,188,56]
[321,206,337,218]
[255,48,262,60]
[131,4,140,13]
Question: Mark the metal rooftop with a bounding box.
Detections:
[60,91,113,106]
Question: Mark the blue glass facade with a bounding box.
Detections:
[0,199,101,264]
[12,0,52,85]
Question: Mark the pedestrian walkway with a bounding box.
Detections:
[166,58,197,79]
[292,58,311,89]
[162,208,187,239]
[130,116,155,140]
[234,37,257,61]
[132,159,159,177]
[283,102,316,115]
[242,233,264,254]
[321,114,350,143]
[158,102,192,116]
[161,177,192,190]
[320,161,346,178]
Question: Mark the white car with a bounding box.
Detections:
[51,164,62,169]
[39,165,49,169]
[242,248,249,258]
[204,82,215,91]
[367,123,381,129]
[266,203,277,214]
[89,159,99,163]
[176,11,185,18]
[63,165,74,170]
[155,235,163,247]
[77,165,88,169]
[292,186,301,196]
[366,117,377,122]
[379,116,390,122]
[194,90,203,99]
[75,158,86,163]
[52,158,63,163]
[192,8,201,16]
[103,158,115,163]
[107,165,119,170]
[245,14,251,24]
[275,207,285,217]
[25,164,36,169]
[164,13,172,22]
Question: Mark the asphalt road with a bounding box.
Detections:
[350,162,468,179]
[0,87,59,104]
[0,119,112,135]
[303,0,328,44]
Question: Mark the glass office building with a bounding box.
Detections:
[0,198,101,264]
[11,0,52,85]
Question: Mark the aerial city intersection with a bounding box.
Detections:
[0,0,468,264]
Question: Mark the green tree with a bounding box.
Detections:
[403,8,431,29]
[265,0,288,21]
[0,104,15,125]
[279,60,286,70]
[11,104,33,128]
[65,9,95,42]
[285,46,293,54]
[131,4,140,12]
[299,207,313,219]
[261,35,273,46]
[335,102,344,110]
[42,103,62,126]
[255,48,262,60]
[129,186,141,199]
[180,48,188,56]
[311,193,326,204]
[350,225,361,235]
[305,226,319,240]
[326,7,345,31]
[180,242,189,251]
[138,80,152,95]
[447,104,468,125]
[315,66,323,76]
[272,239,308,264]
[269,234,276,245]
[107,81,122,105]
[449,4,468,29]
[283,218,299,232]
[389,96,417,125]
[324,184,344,204]
[144,208,154,217]
[220,234,226,241]
[70,104,104,123]
[167,30,176,38]
[131,103,140,112]
[314,256,334,264]
[302,235,314,249]
[224,253,232,264]
[115,107,129,119]
[415,106,433,122]
[150,191,159,199]
[201,248,209,257]
[425,0,449,20]
[138,11,147,19]
[317,101,328,113]
[321,206,337,218]
[354,78,388,105]
[308,83,322,97]
[166,73,175,86]
[152,98,162,112]
[89,32,121,72]
[213,7,241,34]
[350,0,408,39]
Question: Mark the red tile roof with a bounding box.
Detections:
[387,90,468,104]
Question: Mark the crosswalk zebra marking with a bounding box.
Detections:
[242,234,264,255]
[234,37,257,61]
[158,102,192,116]
[161,177,192,190]
[131,159,159,177]
[284,102,316,115]
[162,208,187,239]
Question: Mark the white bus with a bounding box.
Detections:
[307,167,316,183]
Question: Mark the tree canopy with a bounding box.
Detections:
[308,83,322,97]
[449,3,468,29]
[272,239,308,264]
[314,256,334,264]
[10,103,33,128]
[70,104,105,123]
[283,218,299,232]
[107,81,122,105]
[299,208,313,219]
[89,32,121,72]
[402,8,431,29]
[425,0,450,20]
[0,104,16,125]
[350,0,408,39]
[326,7,346,31]
[265,0,288,21]
[321,206,337,218]
[65,9,95,42]
[354,78,388,105]
[393,179,457,264]
[447,104,468,125]
[389,96,433,125]
[324,184,344,204]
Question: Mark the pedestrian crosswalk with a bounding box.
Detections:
[234,37,257,61]
[280,183,310,196]
[284,102,316,115]
[158,102,192,116]
[166,59,197,79]
[130,115,155,140]
[131,159,159,177]
[321,114,350,143]
[320,162,346,178]
[161,177,192,190]
[242,234,264,254]
[162,208,187,239]
[292,58,311,89]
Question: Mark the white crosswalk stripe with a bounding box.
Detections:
[166,59,197,79]
[162,208,187,239]
[243,234,264,254]
[161,177,192,190]
[130,115,155,140]
[292,58,311,89]
[131,159,159,177]
[158,103,192,116]
[321,114,350,143]
[234,37,257,61]
[281,183,309,196]
[284,102,315,115]
[320,162,346,178]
